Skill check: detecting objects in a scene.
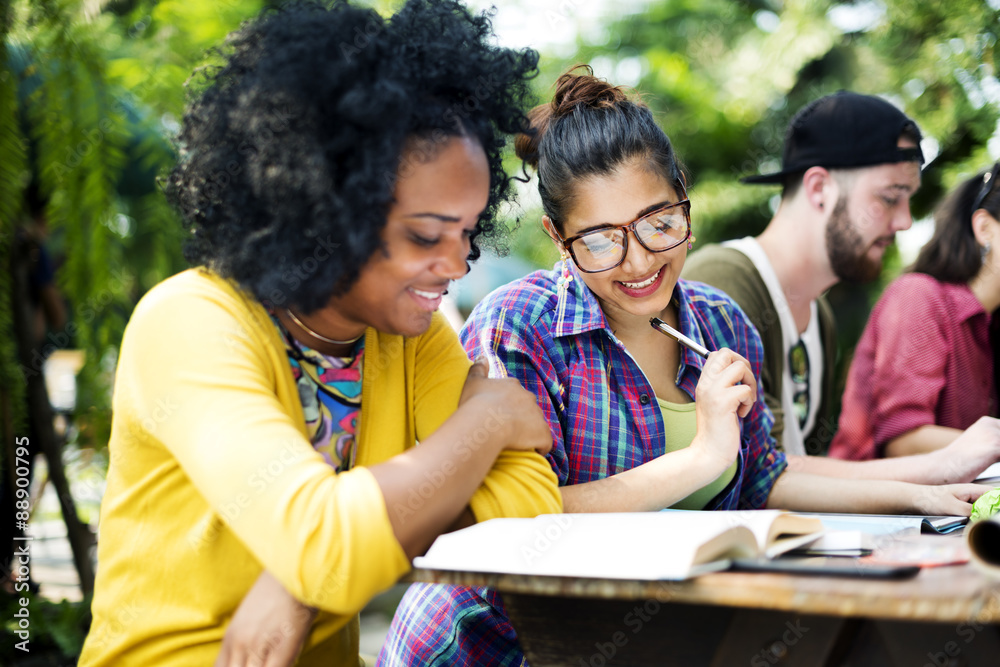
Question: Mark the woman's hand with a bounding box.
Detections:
[457,357,553,456]
[215,571,317,667]
[906,483,988,517]
[689,349,757,471]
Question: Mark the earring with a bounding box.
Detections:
[687,234,697,250]
[557,253,574,292]
[983,242,992,262]
[555,253,574,330]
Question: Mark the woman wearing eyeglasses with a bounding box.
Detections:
[829,167,1000,462]
[378,68,987,667]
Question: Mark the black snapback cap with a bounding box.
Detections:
[742,91,925,185]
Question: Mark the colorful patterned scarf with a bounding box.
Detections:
[271,317,363,472]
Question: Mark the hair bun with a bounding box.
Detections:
[551,65,628,116]
[515,65,629,170]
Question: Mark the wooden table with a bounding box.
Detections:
[410,552,1000,666]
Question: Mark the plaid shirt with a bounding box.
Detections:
[378,262,786,667]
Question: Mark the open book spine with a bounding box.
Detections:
[965,515,1000,577]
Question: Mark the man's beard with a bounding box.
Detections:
[825,196,884,284]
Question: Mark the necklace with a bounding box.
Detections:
[285,308,363,346]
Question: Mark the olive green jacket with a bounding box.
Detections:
[683,244,837,454]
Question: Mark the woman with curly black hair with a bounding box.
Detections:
[78,2,560,665]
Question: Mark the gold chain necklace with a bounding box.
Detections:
[285,308,363,346]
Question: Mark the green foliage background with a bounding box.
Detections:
[509,0,999,265]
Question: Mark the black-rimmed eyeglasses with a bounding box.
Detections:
[555,199,692,274]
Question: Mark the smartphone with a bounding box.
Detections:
[730,557,920,579]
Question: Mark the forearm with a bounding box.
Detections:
[884,425,962,457]
[561,446,729,513]
[764,471,922,514]
[369,399,505,560]
[786,452,943,485]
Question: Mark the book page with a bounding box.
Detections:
[415,512,763,580]
[691,510,824,553]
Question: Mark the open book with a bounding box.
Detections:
[413,510,824,581]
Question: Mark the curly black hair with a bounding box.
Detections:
[164,0,538,313]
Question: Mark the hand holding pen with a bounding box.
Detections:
[649,316,758,469]
[649,316,757,417]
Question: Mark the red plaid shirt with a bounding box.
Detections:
[830,273,996,460]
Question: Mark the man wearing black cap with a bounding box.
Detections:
[682,91,1000,483]
[688,91,924,459]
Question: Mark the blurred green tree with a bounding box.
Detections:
[0,0,272,599]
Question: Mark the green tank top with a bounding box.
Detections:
[657,397,739,510]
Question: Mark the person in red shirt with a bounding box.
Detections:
[830,165,1000,461]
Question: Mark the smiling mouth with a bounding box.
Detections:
[619,268,662,289]
[411,287,445,299]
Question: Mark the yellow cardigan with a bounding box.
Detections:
[79,269,561,666]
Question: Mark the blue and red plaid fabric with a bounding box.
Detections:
[378,261,787,667]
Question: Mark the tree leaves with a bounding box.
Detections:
[4,0,262,448]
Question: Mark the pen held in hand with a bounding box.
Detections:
[650,317,710,359]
